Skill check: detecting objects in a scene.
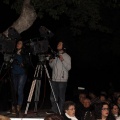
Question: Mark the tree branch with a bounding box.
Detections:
[3,0,37,37]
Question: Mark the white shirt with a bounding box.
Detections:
[65,113,78,120]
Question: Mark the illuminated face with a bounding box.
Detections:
[112,105,119,115]
[66,105,75,117]
[101,105,109,118]
[16,41,23,50]
[57,42,63,51]
[83,99,91,108]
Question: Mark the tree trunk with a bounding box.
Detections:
[3,0,37,37]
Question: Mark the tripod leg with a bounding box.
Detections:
[34,80,41,113]
[0,63,4,74]
[43,64,61,114]
[34,64,43,113]
[24,79,37,114]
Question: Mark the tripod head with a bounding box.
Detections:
[38,54,47,62]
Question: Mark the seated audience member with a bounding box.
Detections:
[94,102,116,120]
[116,96,120,109]
[89,91,99,105]
[76,91,87,109]
[44,113,63,120]
[63,101,78,120]
[76,98,95,120]
[99,94,108,103]
[110,104,120,120]
[79,92,87,105]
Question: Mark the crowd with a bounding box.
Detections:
[0,90,120,120]
[44,90,120,120]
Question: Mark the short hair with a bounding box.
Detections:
[63,101,75,111]
[44,113,63,120]
[57,40,67,51]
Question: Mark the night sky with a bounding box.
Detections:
[0,1,120,110]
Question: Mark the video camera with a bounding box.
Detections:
[0,27,21,64]
[0,26,55,62]
[0,27,21,54]
[26,26,54,56]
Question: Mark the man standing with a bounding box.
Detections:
[47,41,71,114]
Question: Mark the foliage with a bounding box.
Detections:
[3,0,120,35]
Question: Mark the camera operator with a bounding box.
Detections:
[9,39,29,114]
[47,40,71,114]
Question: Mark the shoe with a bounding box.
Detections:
[46,110,55,114]
[11,105,16,115]
[6,110,11,114]
[6,106,16,114]
[17,105,21,112]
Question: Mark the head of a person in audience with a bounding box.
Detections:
[44,113,63,120]
[63,101,76,117]
[117,96,120,106]
[94,102,110,120]
[99,94,107,103]
[110,104,120,117]
[83,98,91,108]
[0,115,11,120]
[89,92,97,99]
[79,92,87,104]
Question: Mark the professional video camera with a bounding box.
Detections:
[0,27,21,63]
[0,26,55,63]
[0,27,21,53]
[26,26,55,62]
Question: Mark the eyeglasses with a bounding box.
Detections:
[102,108,109,111]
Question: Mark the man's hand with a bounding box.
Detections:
[49,59,54,63]
[59,55,64,61]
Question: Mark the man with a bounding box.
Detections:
[47,41,71,114]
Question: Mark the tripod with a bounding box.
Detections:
[24,59,61,115]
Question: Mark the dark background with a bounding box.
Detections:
[0,2,120,111]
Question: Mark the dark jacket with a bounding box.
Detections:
[11,50,30,75]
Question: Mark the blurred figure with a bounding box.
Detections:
[0,115,11,120]
[79,92,87,105]
[63,101,78,120]
[99,94,107,103]
[110,104,120,120]
[116,96,120,109]
[89,92,99,105]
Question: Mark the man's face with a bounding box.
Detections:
[83,99,91,108]
[57,42,63,51]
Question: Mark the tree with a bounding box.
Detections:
[2,0,120,36]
